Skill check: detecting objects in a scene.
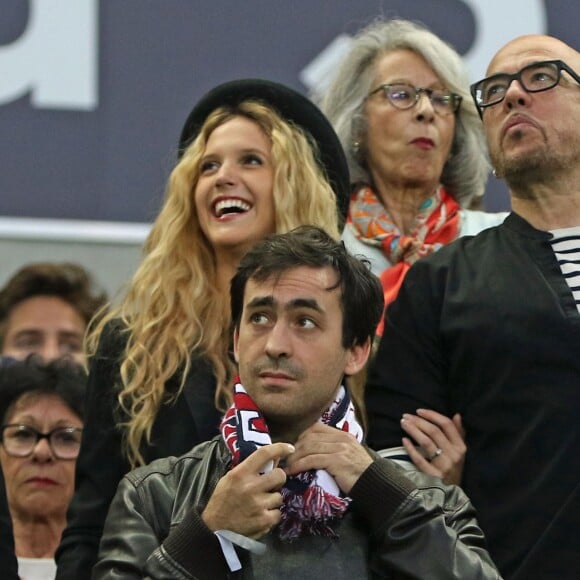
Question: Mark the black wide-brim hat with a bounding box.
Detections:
[178,79,350,220]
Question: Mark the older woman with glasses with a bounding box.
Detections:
[319,18,507,485]
[0,357,85,580]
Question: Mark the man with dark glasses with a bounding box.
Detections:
[470,59,580,120]
[366,34,580,579]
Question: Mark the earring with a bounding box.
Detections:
[353,141,361,154]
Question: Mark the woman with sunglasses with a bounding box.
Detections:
[319,19,506,485]
[0,357,85,580]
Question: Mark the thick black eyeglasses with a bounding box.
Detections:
[1,424,82,459]
[470,59,580,118]
[368,83,462,116]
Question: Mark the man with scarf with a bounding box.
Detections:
[92,226,499,579]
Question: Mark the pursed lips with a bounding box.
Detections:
[410,137,435,150]
[501,114,539,138]
[24,476,59,486]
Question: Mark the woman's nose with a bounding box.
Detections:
[214,161,238,187]
[415,92,435,121]
[31,437,54,462]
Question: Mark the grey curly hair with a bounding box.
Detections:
[317,18,489,207]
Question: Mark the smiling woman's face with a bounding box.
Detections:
[194,115,276,261]
[0,393,83,521]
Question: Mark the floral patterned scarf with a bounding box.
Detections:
[349,185,460,335]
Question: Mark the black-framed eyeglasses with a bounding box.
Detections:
[0,424,83,460]
[368,83,462,116]
[470,59,580,119]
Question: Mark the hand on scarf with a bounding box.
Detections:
[284,423,373,494]
[401,410,466,485]
[202,442,295,539]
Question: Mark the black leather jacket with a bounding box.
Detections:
[93,438,500,579]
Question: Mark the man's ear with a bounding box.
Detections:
[233,327,240,364]
[343,337,372,376]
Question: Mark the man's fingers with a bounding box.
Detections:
[287,429,358,470]
[263,490,284,510]
[240,442,295,474]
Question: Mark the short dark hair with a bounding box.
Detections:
[0,356,87,424]
[0,263,108,348]
[230,226,384,348]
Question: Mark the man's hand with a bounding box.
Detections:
[202,442,294,539]
[284,423,373,494]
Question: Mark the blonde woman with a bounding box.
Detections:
[55,79,349,578]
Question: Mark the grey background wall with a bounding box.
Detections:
[0,218,148,298]
[0,239,141,300]
[1,0,577,297]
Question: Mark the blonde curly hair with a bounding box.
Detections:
[87,101,342,467]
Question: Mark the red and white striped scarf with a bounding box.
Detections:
[221,378,363,541]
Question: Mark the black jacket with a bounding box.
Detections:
[366,213,580,579]
[56,321,222,580]
[0,469,18,580]
[93,438,501,580]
